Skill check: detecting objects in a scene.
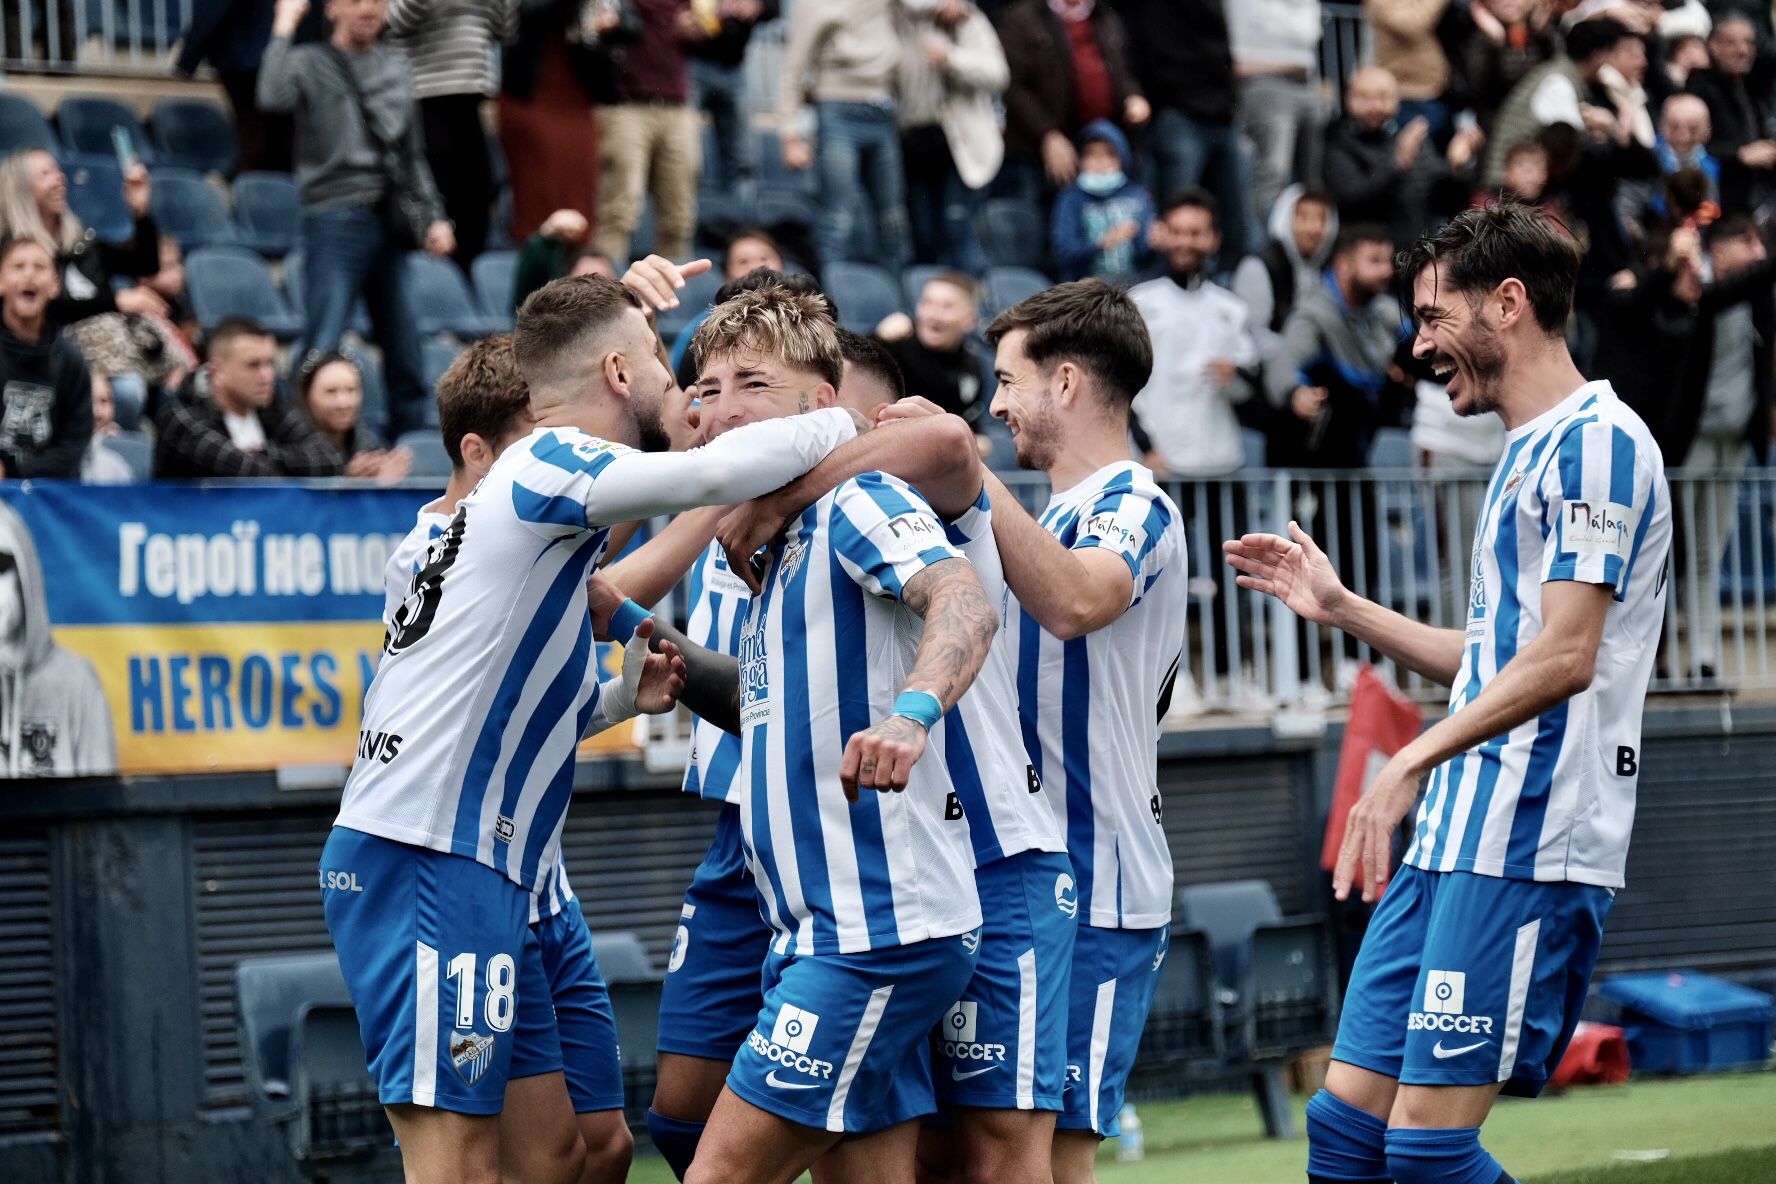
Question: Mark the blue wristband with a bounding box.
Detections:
[608,598,650,644]
[891,690,944,732]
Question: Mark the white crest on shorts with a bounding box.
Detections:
[450,1030,495,1087]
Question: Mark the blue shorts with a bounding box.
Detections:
[516,897,625,1113]
[1334,865,1614,1098]
[658,804,775,1060]
[727,932,980,1134]
[320,826,559,1115]
[934,850,1078,1112]
[1057,923,1168,1137]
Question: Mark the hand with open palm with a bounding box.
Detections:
[1221,520,1350,627]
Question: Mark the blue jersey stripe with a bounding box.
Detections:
[530,433,620,478]
[782,523,838,950]
[744,554,796,942]
[513,483,593,529]
[830,501,906,597]
[1017,612,1043,785]
[1503,702,1568,871]
[1622,473,1658,596]
[942,709,1001,861]
[520,683,603,885]
[494,615,593,876]
[830,554,898,940]
[454,534,601,853]
[1060,637,1094,920]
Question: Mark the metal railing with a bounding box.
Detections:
[2,0,193,73]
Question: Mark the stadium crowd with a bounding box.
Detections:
[0,0,1770,679]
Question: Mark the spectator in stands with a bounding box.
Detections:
[1663,31,1711,90]
[1447,0,1561,134]
[597,0,700,263]
[896,0,1008,274]
[0,236,92,480]
[665,231,784,380]
[1324,66,1482,252]
[1128,189,1260,478]
[146,238,201,351]
[1228,0,1327,223]
[500,0,638,242]
[1232,186,1337,376]
[80,373,134,485]
[1365,0,1456,145]
[874,272,995,447]
[388,0,519,269]
[1651,92,1721,212]
[297,351,413,483]
[0,150,166,331]
[177,0,304,173]
[259,0,453,440]
[154,318,343,478]
[989,0,1146,205]
[835,326,906,411]
[1685,12,1776,214]
[1485,138,1566,219]
[510,208,613,313]
[779,0,912,270]
[1049,120,1154,283]
[1114,0,1258,263]
[687,1,779,191]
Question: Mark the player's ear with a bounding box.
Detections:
[1494,277,1529,330]
[813,382,837,410]
[460,432,493,477]
[603,350,630,400]
[1053,360,1081,409]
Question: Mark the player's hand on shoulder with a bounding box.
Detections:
[1222,519,1348,626]
[716,501,789,595]
[839,716,929,803]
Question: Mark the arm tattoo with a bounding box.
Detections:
[899,558,999,709]
[648,619,743,736]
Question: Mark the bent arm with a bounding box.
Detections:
[897,557,999,710]
[763,414,983,524]
[603,504,727,607]
[583,407,860,524]
[647,618,741,735]
[1381,580,1611,778]
[256,37,302,112]
[983,470,1134,640]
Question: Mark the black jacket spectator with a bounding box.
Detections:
[1670,253,1776,467]
[1444,3,1560,131]
[687,0,780,67]
[1685,65,1774,212]
[1323,116,1469,251]
[0,313,91,479]
[992,0,1142,165]
[1110,0,1236,124]
[154,382,343,478]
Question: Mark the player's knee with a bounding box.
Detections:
[1306,1089,1390,1183]
[506,1125,586,1184]
[579,1118,633,1184]
[1385,1126,1513,1184]
[958,1115,1050,1184]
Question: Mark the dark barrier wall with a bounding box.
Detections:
[3,704,1774,1183]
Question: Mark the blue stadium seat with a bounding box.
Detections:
[150,99,235,176]
[396,430,453,479]
[695,189,759,248]
[754,188,816,232]
[420,339,464,394]
[232,171,300,256]
[981,265,1050,320]
[283,249,372,336]
[149,167,238,249]
[976,198,1046,271]
[56,96,154,165]
[63,154,133,244]
[823,262,903,334]
[900,264,949,312]
[401,253,501,339]
[589,930,660,984]
[99,432,152,482]
[186,246,303,339]
[469,250,517,329]
[630,202,657,261]
[654,265,724,342]
[234,952,352,1120]
[0,93,58,154]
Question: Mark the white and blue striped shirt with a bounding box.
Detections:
[680,542,752,802]
[381,505,577,924]
[1405,382,1669,888]
[737,473,985,956]
[1014,461,1185,930]
[336,410,857,893]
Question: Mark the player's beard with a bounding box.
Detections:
[1451,321,1507,418]
[633,393,672,453]
[1012,396,1061,471]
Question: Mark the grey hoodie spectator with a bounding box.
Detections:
[1228,0,1326,223]
[0,501,115,776]
[1231,185,1337,373]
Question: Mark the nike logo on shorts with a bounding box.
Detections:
[951,1064,999,1082]
[765,1071,821,1090]
[1431,1039,1490,1059]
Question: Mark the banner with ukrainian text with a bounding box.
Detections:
[0,482,639,777]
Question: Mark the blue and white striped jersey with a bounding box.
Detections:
[336,410,856,893]
[680,541,752,802]
[1405,382,1670,888]
[944,489,1066,867]
[1013,461,1185,930]
[381,505,577,925]
[736,472,985,956]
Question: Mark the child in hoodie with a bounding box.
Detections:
[1049,119,1154,282]
[0,236,92,479]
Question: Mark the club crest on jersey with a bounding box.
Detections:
[778,539,810,586]
[1055,873,1078,918]
[450,1030,495,1086]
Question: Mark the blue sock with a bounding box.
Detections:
[1386,1126,1515,1184]
[646,1109,705,1181]
[1305,1089,1391,1183]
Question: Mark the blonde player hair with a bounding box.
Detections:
[688,284,844,389]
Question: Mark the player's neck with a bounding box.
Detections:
[1495,342,1590,432]
[533,400,632,447]
[1046,428,1132,492]
[439,470,478,512]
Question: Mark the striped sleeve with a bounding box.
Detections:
[941,486,993,547]
[1537,419,1647,595]
[1073,484,1175,605]
[510,432,637,536]
[830,473,965,600]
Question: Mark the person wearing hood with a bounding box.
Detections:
[1049,120,1154,283]
[1323,66,1480,253]
[0,235,93,480]
[1231,185,1337,357]
[0,499,115,776]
